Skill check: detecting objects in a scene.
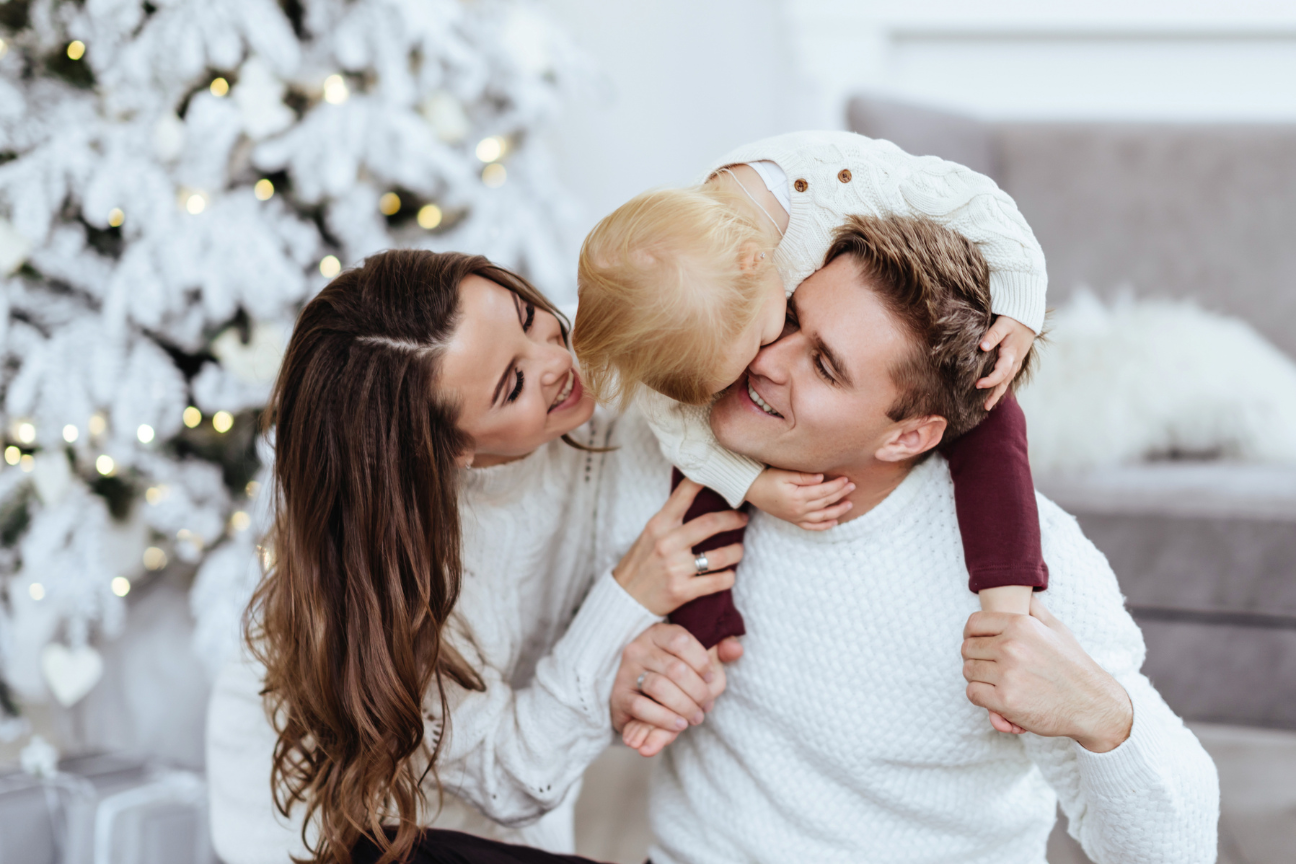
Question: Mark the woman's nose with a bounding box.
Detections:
[537,341,572,385]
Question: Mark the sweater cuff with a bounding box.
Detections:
[989,270,1047,335]
[549,572,663,711]
[1072,685,1176,798]
[677,451,765,509]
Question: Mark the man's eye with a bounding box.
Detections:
[507,369,525,402]
[813,354,833,383]
[523,303,535,332]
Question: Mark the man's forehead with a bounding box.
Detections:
[797,258,906,383]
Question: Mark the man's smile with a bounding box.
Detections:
[744,376,784,419]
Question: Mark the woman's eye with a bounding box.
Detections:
[507,368,525,403]
[523,303,535,332]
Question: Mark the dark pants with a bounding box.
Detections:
[352,829,608,864]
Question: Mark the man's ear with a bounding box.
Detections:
[874,415,947,463]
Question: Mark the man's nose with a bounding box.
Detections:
[750,333,797,383]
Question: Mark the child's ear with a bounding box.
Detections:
[874,415,946,463]
[737,242,768,273]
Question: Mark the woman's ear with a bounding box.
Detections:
[874,415,947,463]
[455,449,475,469]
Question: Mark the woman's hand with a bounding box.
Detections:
[611,634,746,756]
[976,316,1037,409]
[614,479,747,616]
[745,468,854,531]
[610,625,716,741]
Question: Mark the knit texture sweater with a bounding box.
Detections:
[648,456,1219,864]
[206,409,668,863]
[641,130,1049,506]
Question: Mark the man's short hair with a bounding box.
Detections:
[825,214,1032,440]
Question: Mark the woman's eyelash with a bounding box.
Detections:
[523,303,535,332]
[507,368,525,403]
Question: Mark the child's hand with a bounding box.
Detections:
[746,469,854,531]
[976,316,1036,410]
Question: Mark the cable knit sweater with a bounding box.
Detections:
[641,130,1049,506]
[649,456,1219,864]
[206,408,669,863]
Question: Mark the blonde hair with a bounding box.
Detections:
[573,183,777,407]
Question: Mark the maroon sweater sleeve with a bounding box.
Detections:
[665,468,747,649]
[940,393,1049,593]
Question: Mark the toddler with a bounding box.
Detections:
[573,131,1048,750]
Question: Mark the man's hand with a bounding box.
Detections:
[745,468,854,531]
[976,315,1036,410]
[961,596,1133,753]
[618,636,743,757]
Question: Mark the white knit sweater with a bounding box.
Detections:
[641,130,1049,506]
[206,408,668,863]
[649,456,1219,864]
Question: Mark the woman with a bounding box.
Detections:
[206,250,746,864]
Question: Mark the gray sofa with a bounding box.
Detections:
[848,96,1296,730]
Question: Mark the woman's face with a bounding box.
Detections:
[440,274,595,467]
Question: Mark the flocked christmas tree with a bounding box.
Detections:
[0,0,589,735]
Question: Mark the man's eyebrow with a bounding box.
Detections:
[813,332,854,387]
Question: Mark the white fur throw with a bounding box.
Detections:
[1017,292,1296,473]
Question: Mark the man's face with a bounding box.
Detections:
[710,255,916,476]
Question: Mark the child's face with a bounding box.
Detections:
[706,278,788,396]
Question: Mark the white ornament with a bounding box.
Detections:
[20,734,59,777]
[31,450,73,506]
[0,218,32,275]
[234,56,295,140]
[41,642,105,707]
[210,320,287,385]
[420,91,471,144]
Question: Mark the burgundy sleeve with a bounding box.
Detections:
[940,393,1049,594]
[666,468,747,649]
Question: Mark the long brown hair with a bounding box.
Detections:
[246,249,567,864]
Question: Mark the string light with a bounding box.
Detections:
[229,510,251,532]
[185,193,207,215]
[378,192,401,216]
[177,528,204,552]
[323,74,349,104]
[136,424,154,443]
[29,583,45,601]
[95,454,115,475]
[475,136,504,163]
[209,77,229,97]
[16,422,35,444]
[3,446,18,465]
[145,485,167,505]
[182,406,201,428]
[482,163,507,188]
[254,179,274,200]
[417,204,443,230]
[19,455,33,472]
[108,208,124,228]
[62,425,78,443]
[111,577,131,596]
[212,411,233,433]
[66,41,86,61]
[245,480,260,498]
[319,255,341,278]
[88,413,106,436]
[142,547,167,571]
[0,39,8,59]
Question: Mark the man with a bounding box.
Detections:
[643,215,1219,863]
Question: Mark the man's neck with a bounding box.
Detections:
[831,458,916,524]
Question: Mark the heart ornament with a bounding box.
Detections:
[41,643,104,707]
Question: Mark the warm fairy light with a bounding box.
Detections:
[107,208,124,228]
[417,204,443,230]
[245,480,260,498]
[319,255,341,278]
[143,546,168,571]
[229,510,251,532]
[323,74,349,104]
[209,77,229,97]
[3,446,18,465]
[0,39,8,59]
[177,528,204,552]
[88,413,106,436]
[182,406,201,428]
[136,424,154,443]
[475,136,504,163]
[19,454,33,472]
[212,411,233,433]
[16,422,35,444]
[145,485,167,505]
[378,192,401,216]
[66,41,86,61]
[481,163,507,188]
[29,583,45,601]
[95,454,115,475]
[254,179,274,200]
[185,193,207,215]
[111,576,131,597]
[62,425,78,443]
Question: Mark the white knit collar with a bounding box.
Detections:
[461,441,553,502]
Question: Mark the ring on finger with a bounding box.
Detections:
[694,553,709,574]
[636,672,647,691]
